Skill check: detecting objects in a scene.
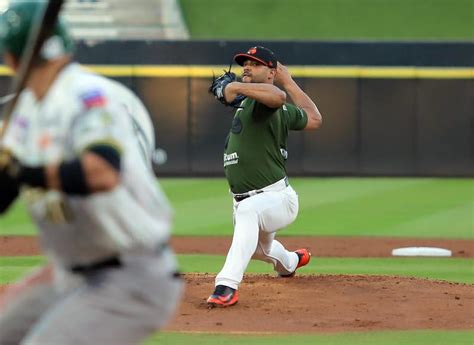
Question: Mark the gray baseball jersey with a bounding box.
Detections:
[3,63,171,269]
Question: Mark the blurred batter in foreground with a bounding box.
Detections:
[0,1,182,344]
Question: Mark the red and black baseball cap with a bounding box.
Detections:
[234,46,277,69]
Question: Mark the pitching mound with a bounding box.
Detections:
[166,274,474,333]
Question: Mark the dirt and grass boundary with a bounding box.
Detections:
[1,236,473,333]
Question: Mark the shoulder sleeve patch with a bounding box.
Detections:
[80,89,107,109]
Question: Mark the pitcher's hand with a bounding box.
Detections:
[274,62,294,90]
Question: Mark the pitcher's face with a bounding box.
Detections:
[241,60,275,84]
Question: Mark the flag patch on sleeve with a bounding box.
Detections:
[80,89,107,108]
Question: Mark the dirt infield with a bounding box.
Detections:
[1,235,473,333]
[1,235,473,257]
[167,274,473,333]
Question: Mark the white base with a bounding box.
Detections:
[391,247,452,257]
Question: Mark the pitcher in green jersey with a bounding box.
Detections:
[207,46,323,308]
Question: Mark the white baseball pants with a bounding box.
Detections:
[216,179,300,290]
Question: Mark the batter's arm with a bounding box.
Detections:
[274,63,322,130]
[46,151,119,193]
[224,82,286,109]
[4,144,121,196]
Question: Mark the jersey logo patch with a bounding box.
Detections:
[80,90,107,109]
[231,116,242,134]
[38,133,52,149]
[11,116,29,144]
[224,152,239,167]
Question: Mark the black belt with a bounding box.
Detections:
[70,256,121,274]
[233,177,289,202]
[234,190,263,202]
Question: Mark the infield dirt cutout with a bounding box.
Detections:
[1,235,473,333]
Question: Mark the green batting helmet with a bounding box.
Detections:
[0,0,74,59]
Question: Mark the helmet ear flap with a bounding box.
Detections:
[40,34,69,60]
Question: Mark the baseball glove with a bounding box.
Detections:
[0,149,21,178]
[209,70,246,108]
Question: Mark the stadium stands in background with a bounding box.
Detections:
[0,0,190,40]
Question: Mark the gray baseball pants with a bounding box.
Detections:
[0,248,183,345]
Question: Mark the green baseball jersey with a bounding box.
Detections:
[224,98,308,193]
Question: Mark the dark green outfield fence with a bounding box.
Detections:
[1,41,472,176]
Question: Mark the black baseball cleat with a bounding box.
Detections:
[207,285,239,308]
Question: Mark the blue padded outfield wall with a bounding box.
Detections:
[1,41,472,176]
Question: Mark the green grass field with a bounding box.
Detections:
[1,255,472,285]
[0,178,472,345]
[179,0,474,40]
[144,331,474,345]
[1,178,472,238]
